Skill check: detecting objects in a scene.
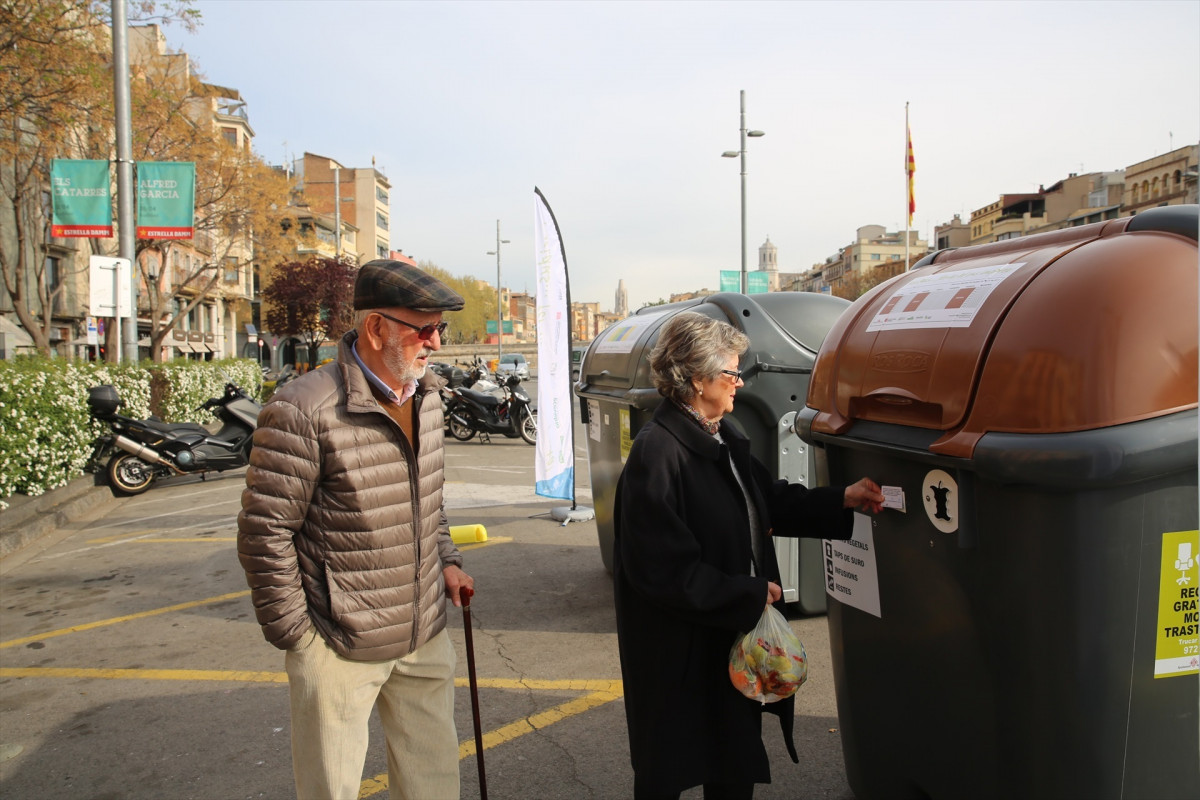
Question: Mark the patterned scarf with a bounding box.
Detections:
[673,398,719,436]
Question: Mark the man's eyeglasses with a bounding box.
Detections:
[373,311,448,341]
[720,369,744,382]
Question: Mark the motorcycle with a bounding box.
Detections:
[445,373,537,445]
[85,382,262,496]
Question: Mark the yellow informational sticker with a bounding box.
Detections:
[1155,529,1200,678]
[619,408,631,464]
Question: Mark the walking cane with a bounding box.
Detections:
[461,586,487,800]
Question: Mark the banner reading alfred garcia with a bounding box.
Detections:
[136,162,195,239]
[51,159,113,238]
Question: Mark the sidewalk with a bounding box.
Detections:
[0,476,116,558]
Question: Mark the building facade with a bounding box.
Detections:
[292,152,391,266]
[1123,145,1199,215]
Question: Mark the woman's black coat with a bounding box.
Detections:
[613,401,852,796]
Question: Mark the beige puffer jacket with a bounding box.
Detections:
[237,331,462,662]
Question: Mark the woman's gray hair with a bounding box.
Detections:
[649,312,749,404]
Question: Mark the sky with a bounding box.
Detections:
[172,0,1200,312]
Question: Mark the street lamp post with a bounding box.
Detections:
[329,159,344,258]
[721,90,765,294]
[487,220,510,364]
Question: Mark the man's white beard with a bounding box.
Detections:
[383,341,430,386]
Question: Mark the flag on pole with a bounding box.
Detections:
[533,187,574,501]
[906,123,916,227]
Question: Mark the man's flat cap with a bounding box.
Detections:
[353,259,465,313]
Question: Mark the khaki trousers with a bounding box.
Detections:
[285,627,459,800]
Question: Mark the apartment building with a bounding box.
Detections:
[293,152,391,265]
[1123,144,1199,215]
[934,214,971,250]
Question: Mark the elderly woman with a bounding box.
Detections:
[613,312,883,800]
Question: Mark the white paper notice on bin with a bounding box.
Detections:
[824,513,881,618]
[865,262,1024,332]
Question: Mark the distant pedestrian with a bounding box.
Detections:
[238,259,474,800]
[612,311,883,799]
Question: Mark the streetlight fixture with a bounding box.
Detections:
[721,89,765,294]
[487,220,510,364]
[328,159,344,258]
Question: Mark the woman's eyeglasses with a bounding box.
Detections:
[720,369,743,382]
[373,311,448,341]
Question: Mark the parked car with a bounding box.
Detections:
[494,353,529,380]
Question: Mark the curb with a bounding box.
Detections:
[0,476,116,558]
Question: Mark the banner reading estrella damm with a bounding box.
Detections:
[136,162,195,239]
[51,159,113,238]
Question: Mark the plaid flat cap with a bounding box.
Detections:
[353,259,465,312]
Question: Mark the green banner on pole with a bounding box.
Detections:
[720,270,741,293]
[486,320,514,334]
[747,272,769,294]
[136,162,195,239]
[51,159,113,238]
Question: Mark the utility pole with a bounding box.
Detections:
[487,220,510,364]
[112,0,137,361]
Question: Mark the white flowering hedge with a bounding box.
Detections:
[0,358,262,508]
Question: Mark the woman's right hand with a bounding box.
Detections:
[766,581,782,607]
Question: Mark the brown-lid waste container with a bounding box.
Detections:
[798,205,1199,799]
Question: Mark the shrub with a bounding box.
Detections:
[0,357,262,508]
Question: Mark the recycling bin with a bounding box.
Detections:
[575,290,850,613]
[797,205,1199,799]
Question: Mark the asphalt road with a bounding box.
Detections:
[0,394,856,800]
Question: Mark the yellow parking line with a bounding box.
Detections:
[0,667,622,697]
[0,666,287,682]
[0,665,623,800]
[361,685,622,798]
[0,590,251,649]
[131,537,237,543]
[458,536,512,552]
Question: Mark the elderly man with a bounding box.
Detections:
[238,259,473,800]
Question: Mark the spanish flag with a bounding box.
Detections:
[906,123,916,227]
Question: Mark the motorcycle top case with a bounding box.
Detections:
[88,385,122,419]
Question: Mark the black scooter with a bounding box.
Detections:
[85,382,262,496]
[445,374,536,445]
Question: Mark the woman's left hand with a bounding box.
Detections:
[843,478,885,514]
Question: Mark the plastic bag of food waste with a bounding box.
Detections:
[728,604,807,703]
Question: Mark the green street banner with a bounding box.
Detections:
[51,159,112,238]
[719,270,769,294]
[137,162,195,239]
[486,320,514,334]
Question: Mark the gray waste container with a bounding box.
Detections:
[575,290,850,613]
[798,205,1200,799]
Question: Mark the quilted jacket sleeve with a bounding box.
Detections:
[236,399,321,650]
[436,507,463,568]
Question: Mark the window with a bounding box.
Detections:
[376,211,389,231]
[221,126,238,146]
[376,186,389,204]
[377,242,389,258]
[224,257,239,283]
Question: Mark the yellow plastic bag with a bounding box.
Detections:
[728,604,808,703]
